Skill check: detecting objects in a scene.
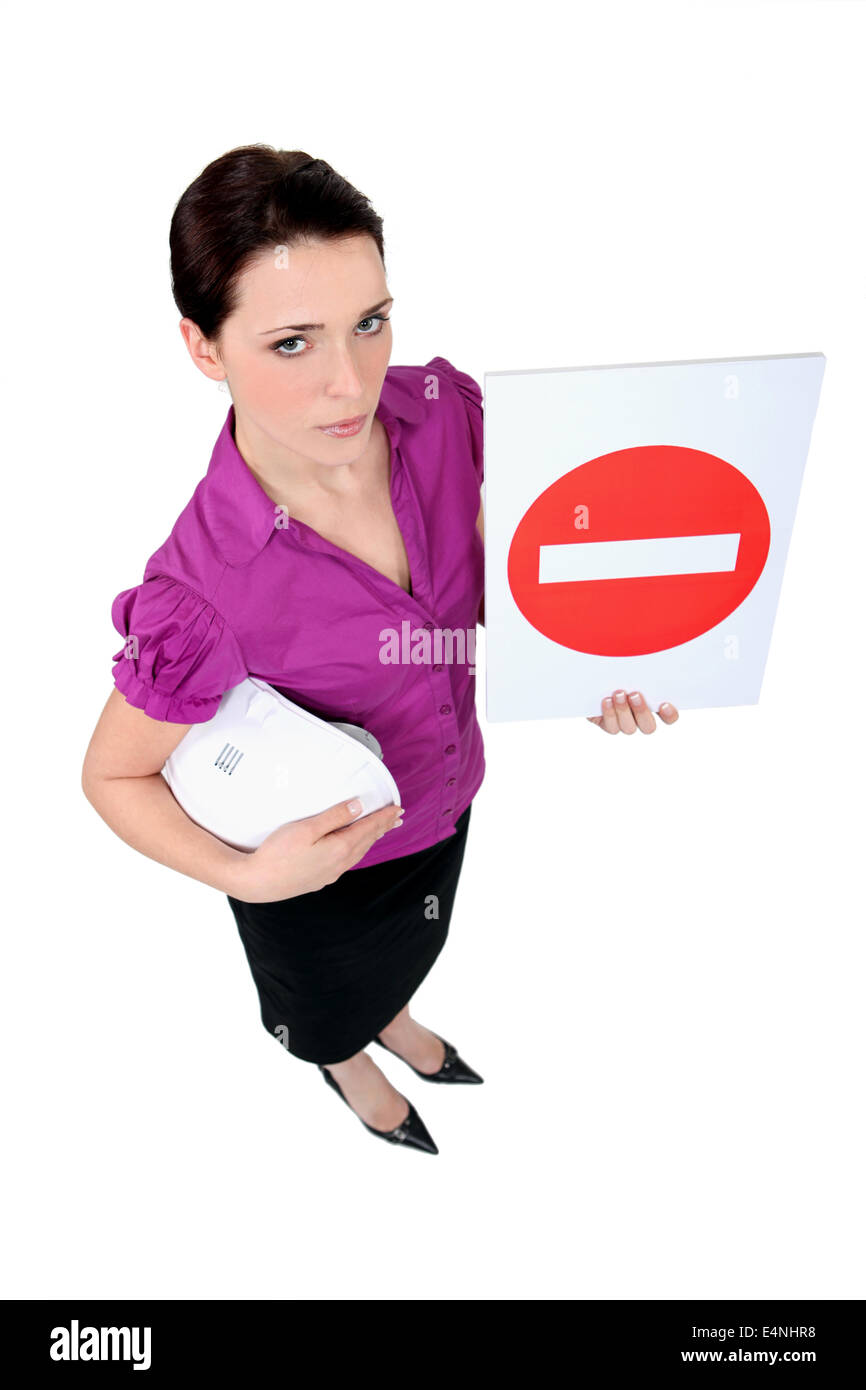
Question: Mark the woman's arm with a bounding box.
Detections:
[82,689,402,901]
[81,689,251,895]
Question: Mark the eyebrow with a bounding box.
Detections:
[259,297,394,334]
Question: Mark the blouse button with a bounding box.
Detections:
[433,663,443,672]
[445,744,456,754]
[423,620,434,630]
[439,704,451,715]
[442,808,452,815]
[446,777,456,787]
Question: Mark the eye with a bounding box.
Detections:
[356,314,391,336]
[270,314,391,357]
[271,336,306,356]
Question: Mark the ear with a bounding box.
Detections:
[178,317,226,385]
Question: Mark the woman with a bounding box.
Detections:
[81,146,679,1156]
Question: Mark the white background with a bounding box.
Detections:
[3,0,864,1301]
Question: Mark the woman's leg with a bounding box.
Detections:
[322,1050,411,1131]
[322,1001,448,1126]
[378,1003,447,1074]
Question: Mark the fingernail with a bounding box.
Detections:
[629,692,642,704]
[347,799,361,815]
[661,702,672,712]
[615,691,627,704]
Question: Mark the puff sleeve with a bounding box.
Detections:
[110,574,248,724]
[426,356,484,486]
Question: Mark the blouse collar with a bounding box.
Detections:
[202,369,426,568]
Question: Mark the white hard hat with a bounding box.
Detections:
[161,677,401,852]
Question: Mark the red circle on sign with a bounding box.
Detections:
[507,444,771,656]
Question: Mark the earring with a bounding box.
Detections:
[217,379,230,394]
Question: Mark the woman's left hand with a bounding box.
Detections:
[587,689,679,735]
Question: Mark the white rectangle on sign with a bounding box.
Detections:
[483,352,826,722]
[538,533,742,584]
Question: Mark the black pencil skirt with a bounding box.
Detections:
[226,803,472,1065]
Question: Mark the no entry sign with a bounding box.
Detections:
[507,444,772,657]
[484,353,825,721]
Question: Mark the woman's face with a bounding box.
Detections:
[181,233,393,468]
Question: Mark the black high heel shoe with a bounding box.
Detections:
[318,1064,439,1154]
[373,1030,484,1085]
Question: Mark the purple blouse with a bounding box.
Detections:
[110,356,485,870]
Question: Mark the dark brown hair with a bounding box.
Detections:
[169,145,386,344]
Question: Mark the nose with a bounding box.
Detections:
[322,346,365,403]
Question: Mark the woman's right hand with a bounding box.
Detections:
[230,799,404,903]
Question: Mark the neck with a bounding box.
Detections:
[233,410,386,505]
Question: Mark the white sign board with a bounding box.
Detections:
[483,353,825,722]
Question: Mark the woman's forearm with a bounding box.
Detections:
[82,768,250,895]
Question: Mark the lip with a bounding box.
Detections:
[317,413,368,435]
